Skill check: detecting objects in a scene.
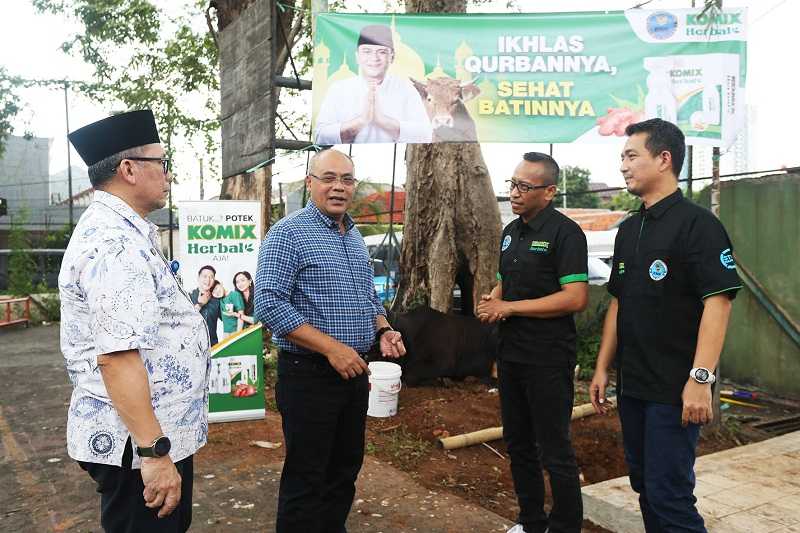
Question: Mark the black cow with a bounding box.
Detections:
[371,306,498,386]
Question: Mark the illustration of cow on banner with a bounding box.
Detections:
[411,76,481,142]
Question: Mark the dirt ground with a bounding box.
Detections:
[3,323,794,532]
[203,357,786,533]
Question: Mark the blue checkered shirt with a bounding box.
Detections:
[255,201,386,354]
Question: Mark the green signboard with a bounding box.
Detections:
[208,323,265,423]
[312,9,746,147]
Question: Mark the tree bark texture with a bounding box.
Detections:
[395,143,501,315]
[220,167,272,238]
[213,0,304,235]
[393,0,500,315]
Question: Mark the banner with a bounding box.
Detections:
[178,200,264,423]
[208,324,266,423]
[312,9,746,147]
[177,200,262,348]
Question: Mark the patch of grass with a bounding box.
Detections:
[30,288,60,322]
[265,394,277,412]
[573,386,591,406]
[705,415,748,445]
[575,299,609,380]
[263,354,278,412]
[378,427,431,468]
[263,354,278,387]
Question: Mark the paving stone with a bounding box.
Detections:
[748,502,800,527]
[583,431,800,532]
[714,508,787,533]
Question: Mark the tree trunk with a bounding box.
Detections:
[393,0,501,316]
[213,0,303,235]
[220,167,272,239]
[394,144,501,315]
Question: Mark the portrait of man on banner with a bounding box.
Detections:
[314,24,433,145]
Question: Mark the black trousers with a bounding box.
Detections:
[498,360,583,533]
[276,352,369,533]
[78,439,193,533]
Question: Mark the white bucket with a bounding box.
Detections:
[367,361,402,417]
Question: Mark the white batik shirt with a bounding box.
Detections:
[315,74,433,144]
[59,190,210,468]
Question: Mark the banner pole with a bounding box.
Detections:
[388,143,398,277]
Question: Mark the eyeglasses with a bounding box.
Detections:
[309,173,358,187]
[506,179,552,194]
[125,157,171,176]
[357,47,392,59]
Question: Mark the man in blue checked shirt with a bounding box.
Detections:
[255,148,406,533]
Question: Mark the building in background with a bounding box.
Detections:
[49,165,90,205]
[0,134,174,285]
[0,135,51,216]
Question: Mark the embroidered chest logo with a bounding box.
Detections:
[501,235,512,252]
[720,248,736,270]
[618,262,625,275]
[649,259,668,281]
[529,240,550,253]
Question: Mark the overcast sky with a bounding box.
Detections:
[1,0,795,202]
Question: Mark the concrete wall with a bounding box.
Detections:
[219,0,273,178]
[720,173,800,396]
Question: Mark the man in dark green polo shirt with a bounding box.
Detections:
[590,119,742,532]
[478,152,588,533]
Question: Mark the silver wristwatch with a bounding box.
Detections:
[689,367,716,384]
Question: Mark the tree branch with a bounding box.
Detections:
[206,3,219,49]
[274,4,299,76]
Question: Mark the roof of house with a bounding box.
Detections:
[352,190,405,224]
[557,208,629,231]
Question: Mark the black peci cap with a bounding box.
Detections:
[357,24,393,50]
[68,110,161,166]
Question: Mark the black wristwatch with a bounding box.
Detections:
[375,326,394,343]
[136,436,171,458]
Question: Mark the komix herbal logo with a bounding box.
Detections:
[686,11,743,37]
[646,11,678,40]
[187,214,257,254]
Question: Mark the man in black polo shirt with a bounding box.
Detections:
[590,119,742,532]
[478,152,588,533]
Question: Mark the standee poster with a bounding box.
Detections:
[178,200,265,422]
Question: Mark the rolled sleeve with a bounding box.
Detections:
[254,223,306,337]
[82,247,159,355]
[556,229,589,286]
[686,214,743,300]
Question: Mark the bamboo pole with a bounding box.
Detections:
[438,397,618,450]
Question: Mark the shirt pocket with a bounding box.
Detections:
[518,248,556,297]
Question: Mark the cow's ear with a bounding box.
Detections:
[460,84,481,103]
[410,78,428,99]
